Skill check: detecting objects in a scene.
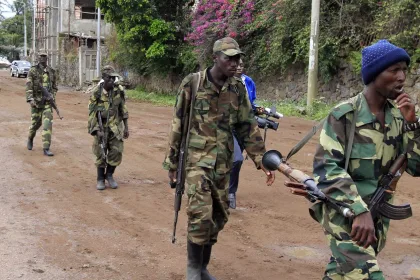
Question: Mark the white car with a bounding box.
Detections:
[0,57,11,68]
[10,60,31,78]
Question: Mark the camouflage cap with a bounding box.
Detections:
[213,37,245,56]
[38,50,48,56]
[101,65,119,77]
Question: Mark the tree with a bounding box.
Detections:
[185,0,255,63]
[97,0,192,75]
[0,0,33,59]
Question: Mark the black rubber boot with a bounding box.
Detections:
[187,240,203,280]
[201,244,216,280]
[27,138,33,150]
[96,167,106,190]
[106,165,118,189]
[43,149,54,156]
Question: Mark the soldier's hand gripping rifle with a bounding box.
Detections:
[262,150,355,218]
[96,111,107,161]
[41,86,63,119]
[169,73,200,244]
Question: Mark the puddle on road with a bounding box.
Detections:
[393,237,420,245]
[288,247,317,258]
[411,268,420,278]
[271,244,326,260]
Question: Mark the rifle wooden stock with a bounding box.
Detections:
[277,163,313,185]
[277,161,354,218]
[290,188,308,197]
[284,180,306,190]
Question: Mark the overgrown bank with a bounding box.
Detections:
[98,0,419,107]
[126,87,334,121]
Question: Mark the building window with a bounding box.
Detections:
[75,0,104,20]
[85,55,97,69]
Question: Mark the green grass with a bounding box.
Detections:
[127,87,336,121]
[259,97,336,121]
[126,87,176,107]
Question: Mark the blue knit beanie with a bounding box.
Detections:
[361,40,410,85]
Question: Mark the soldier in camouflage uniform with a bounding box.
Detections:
[163,37,275,280]
[312,40,420,280]
[26,51,58,156]
[88,66,129,190]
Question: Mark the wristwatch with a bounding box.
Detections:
[404,117,420,132]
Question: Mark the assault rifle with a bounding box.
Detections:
[41,86,63,119]
[170,72,200,244]
[262,150,413,220]
[96,111,107,160]
[368,153,412,220]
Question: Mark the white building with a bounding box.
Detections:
[35,0,111,84]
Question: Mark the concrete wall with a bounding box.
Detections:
[61,0,111,38]
[70,19,112,37]
[124,62,420,110]
[253,63,420,106]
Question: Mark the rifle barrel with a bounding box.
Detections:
[172,211,179,243]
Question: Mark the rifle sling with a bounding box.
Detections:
[182,72,201,168]
[285,94,362,165]
[285,118,326,162]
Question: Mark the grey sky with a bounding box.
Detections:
[2,0,17,18]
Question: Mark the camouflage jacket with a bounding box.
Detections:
[163,68,266,173]
[313,92,420,219]
[87,83,129,140]
[26,64,58,107]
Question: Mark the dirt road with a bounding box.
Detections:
[0,70,419,280]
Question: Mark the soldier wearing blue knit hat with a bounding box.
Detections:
[361,39,411,85]
[310,39,420,280]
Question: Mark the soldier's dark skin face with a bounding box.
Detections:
[365,60,415,126]
[211,53,240,88]
[372,61,407,101]
[235,59,244,78]
[102,75,115,91]
[39,55,47,67]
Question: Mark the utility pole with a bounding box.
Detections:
[32,0,36,62]
[24,2,27,58]
[96,7,101,77]
[306,0,321,109]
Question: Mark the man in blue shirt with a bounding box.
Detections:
[229,59,263,209]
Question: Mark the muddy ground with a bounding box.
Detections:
[0,70,419,280]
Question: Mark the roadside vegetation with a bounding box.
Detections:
[126,87,334,121]
[98,0,420,81]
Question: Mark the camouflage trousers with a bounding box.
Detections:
[92,131,124,168]
[321,205,388,280]
[28,105,53,149]
[186,167,230,246]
